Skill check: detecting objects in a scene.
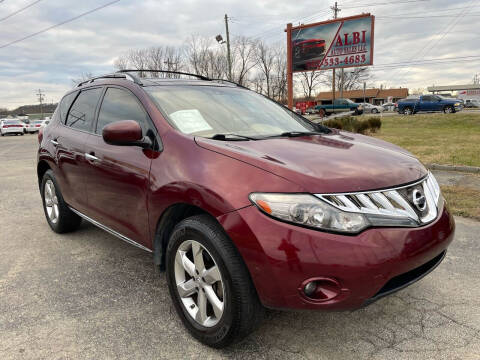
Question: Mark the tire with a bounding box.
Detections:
[166,215,263,348]
[318,109,326,117]
[444,106,454,114]
[40,169,82,233]
[20,133,24,136]
[372,108,378,114]
[403,107,413,115]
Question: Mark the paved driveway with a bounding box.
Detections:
[1,134,479,359]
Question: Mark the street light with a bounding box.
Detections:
[215,35,225,44]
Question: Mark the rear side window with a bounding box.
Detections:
[66,87,102,132]
[96,87,149,135]
[59,91,78,123]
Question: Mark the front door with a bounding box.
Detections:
[83,87,155,247]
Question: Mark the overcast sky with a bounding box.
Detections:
[0,0,479,109]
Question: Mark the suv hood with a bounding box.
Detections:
[196,130,427,193]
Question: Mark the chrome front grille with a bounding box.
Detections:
[315,173,441,226]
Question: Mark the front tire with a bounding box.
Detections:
[444,106,454,114]
[41,170,82,233]
[166,215,263,348]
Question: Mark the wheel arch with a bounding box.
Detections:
[37,160,51,189]
[153,203,219,270]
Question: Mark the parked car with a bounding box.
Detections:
[315,98,363,116]
[37,71,454,348]
[305,106,318,115]
[397,95,463,115]
[25,119,49,133]
[464,99,480,108]
[358,102,383,114]
[382,102,397,112]
[1,119,25,136]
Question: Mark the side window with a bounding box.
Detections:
[59,91,78,124]
[96,88,150,135]
[66,88,102,132]
[422,96,432,102]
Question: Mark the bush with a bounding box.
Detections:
[322,115,382,135]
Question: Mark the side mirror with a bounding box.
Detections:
[102,120,152,148]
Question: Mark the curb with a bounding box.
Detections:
[427,163,480,174]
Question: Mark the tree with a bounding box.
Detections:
[231,36,258,86]
[71,72,94,86]
[321,67,371,91]
[296,70,324,100]
[255,41,276,97]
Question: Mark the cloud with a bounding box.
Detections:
[0,0,478,108]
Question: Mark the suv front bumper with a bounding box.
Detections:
[218,201,455,310]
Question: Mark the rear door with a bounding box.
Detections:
[54,87,103,213]
[83,86,155,246]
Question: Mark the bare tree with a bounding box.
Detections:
[255,41,276,97]
[71,71,94,86]
[185,35,228,79]
[231,36,258,86]
[296,71,324,99]
[321,67,371,91]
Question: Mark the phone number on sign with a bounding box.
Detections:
[306,54,367,70]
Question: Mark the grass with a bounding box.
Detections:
[370,113,480,167]
[441,185,480,220]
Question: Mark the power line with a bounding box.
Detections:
[342,0,430,8]
[0,0,43,22]
[0,0,121,50]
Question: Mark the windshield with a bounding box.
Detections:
[146,86,317,138]
[4,120,21,125]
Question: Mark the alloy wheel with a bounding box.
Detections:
[44,179,59,224]
[174,240,225,327]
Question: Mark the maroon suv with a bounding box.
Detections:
[37,70,455,348]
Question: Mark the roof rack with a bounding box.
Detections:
[116,69,211,81]
[76,73,140,87]
[210,79,247,89]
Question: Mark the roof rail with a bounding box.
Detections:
[76,73,141,87]
[210,79,247,89]
[116,69,211,81]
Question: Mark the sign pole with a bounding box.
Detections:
[331,2,340,104]
[286,23,293,109]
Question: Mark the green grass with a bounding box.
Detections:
[370,113,480,167]
[441,185,480,220]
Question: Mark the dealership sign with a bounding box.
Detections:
[289,14,375,72]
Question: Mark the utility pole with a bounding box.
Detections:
[331,2,340,103]
[36,89,45,119]
[224,14,232,81]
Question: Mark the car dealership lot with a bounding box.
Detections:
[1,135,479,359]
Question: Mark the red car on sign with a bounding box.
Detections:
[293,38,326,61]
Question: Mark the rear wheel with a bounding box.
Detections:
[41,170,82,233]
[166,215,263,348]
[372,108,379,114]
[318,109,326,117]
[403,107,413,115]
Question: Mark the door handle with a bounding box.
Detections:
[50,139,59,146]
[85,153,100,162]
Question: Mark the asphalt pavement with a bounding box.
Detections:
[1,134,479,359]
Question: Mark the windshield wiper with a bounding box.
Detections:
[272,131,327,138]
[209,133,258,141]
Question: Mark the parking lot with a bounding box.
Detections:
[1,134,479,359]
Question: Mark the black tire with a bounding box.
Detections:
[403,107,413,115]
[444,106,454,114]
[166,214,263,348]
[40,169,82,233]
[372,108,378,114]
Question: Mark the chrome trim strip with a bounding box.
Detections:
[315,173,439,226]
[69,207,152,253]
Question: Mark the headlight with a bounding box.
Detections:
[249,193,368,233]
[454,103,460,106]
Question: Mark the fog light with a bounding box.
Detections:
[304,281,317,296]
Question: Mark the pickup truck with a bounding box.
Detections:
[315,98,363,116]
[397,95,462,115]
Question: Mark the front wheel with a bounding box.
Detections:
[444,106,454,114]
[372,108,378,114]
[166,215,263,348]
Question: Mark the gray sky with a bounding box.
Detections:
[0,0,479,109]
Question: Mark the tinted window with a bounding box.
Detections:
[66,88,102,131]
[422,96,433,101]
[96,88,149,135]
[59,91,78,124]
